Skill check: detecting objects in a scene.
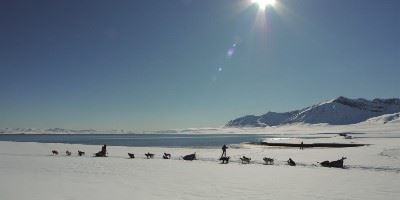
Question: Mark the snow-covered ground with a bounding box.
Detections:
[1,133,400,200]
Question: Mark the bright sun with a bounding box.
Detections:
[252,0,276,10]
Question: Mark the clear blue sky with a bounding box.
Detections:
[0,0,399,130]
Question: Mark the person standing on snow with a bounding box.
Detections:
[221,144,228,157]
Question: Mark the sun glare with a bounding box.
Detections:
[252,0,276,10]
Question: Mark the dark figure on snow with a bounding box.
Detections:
[101,144,107,154]
[95,144,107,157]
[287,158,296,166]
[221,144,228,157]
[300,141,304,150]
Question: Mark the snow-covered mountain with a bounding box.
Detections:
[226,97,400,127]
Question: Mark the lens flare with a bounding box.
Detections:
[252,0,276,10]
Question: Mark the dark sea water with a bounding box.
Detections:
[0,134,271,148]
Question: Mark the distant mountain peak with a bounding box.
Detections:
[226,96,400,127]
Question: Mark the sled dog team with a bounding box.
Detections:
[51,144,347,168]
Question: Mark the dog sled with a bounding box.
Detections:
[182,153,196,161]
[94,151,107,157]
[320,157,346,168]
[94,144,107,157]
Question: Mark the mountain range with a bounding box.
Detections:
[226,96,400,127]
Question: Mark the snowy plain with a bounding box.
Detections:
[1,126,400,200]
